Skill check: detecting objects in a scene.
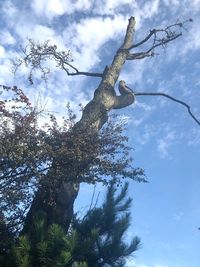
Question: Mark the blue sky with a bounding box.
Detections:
[0,0,200,266]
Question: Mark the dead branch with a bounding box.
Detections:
[13,19,193,83]
[126,32,181,60]
[125,19,192,60]
[135,92,200,126]
[126,51,155,60]
[13,39,103,83]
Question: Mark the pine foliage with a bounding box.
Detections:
[71,182,141,266]
[12,183,140,267]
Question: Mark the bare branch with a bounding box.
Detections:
[13,39,103,83]
[129,19,192,50]
[123,19,193,60]
[126,32,181,60]
[135,92,200,126]
[61,64,103,77]
[129,29,156,49]
[126,51,155,60]
[145,32,182,54]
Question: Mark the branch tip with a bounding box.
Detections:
[135,92,200,127]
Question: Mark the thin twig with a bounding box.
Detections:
[128,19,192,51]
[62,65,103,77]
[88,184,96,212]
[129,29,156,49]
[135,92,200,126]
[146,33,182,54]
[13,39,103,81]
[126,33,182,60]
[125,19,193,61]
[93,191,100,209]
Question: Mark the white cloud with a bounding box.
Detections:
[126,258,136,267]
[32,25,55,41]
[94,0,136,15]
[173,212,184,221]
[155,264,170,267]
[73,16,126,49]
[63,15,127,70]
[131,117,144,127]
[126,259,151,267]
[163,0,179,5]
[191,0,200,9]
[136,124,156,145]
[136,101,155,112]
[141,0,160,19]
[102,0,135,10]
[15,24,55,43]
[129,99,156,128]
[181,21,200,53]
[0,31,16,45]
[31,0,65,17]
[1,0,17,18]
[157,139,168,158]
[0,46,5,58]
[120,60,148,86]
[93,0,159,21]
[0,64,13,84]
[187,128,200,146]
[157,131,175,158]
[31,0,92,19]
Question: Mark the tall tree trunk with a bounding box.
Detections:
[22,17,136,237]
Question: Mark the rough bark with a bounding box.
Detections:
[22,17,136,237]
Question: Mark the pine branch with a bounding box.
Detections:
[135,92,200,126]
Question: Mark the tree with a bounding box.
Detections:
[0,16,196,241]
[0,84,145,235]
[70,182,141,266]
[13,182,140,267]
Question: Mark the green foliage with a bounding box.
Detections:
[14,236,31,267]
[27,216,72,266]
[71,182,141,266]
[73,262,88,267]
[12,213,87,267]
[12,183,140,267]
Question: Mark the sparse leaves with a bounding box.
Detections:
[13,39,73,83]
[12,39,102,84]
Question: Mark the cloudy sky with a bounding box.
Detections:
[1,0,200,266]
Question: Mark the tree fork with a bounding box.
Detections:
[22,17,136,237]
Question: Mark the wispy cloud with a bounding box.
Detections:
[135,124,157,145]
[126,258,150,267]
[187,128,200,147]
[155,264,170,267]
[0,46,5,58]
[157,131,176,158]
[0,31,16,45]
[173,212,184,221]
[1,0,17,18]
[62,15,128,71]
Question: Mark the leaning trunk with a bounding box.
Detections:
[22,17,136,237]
